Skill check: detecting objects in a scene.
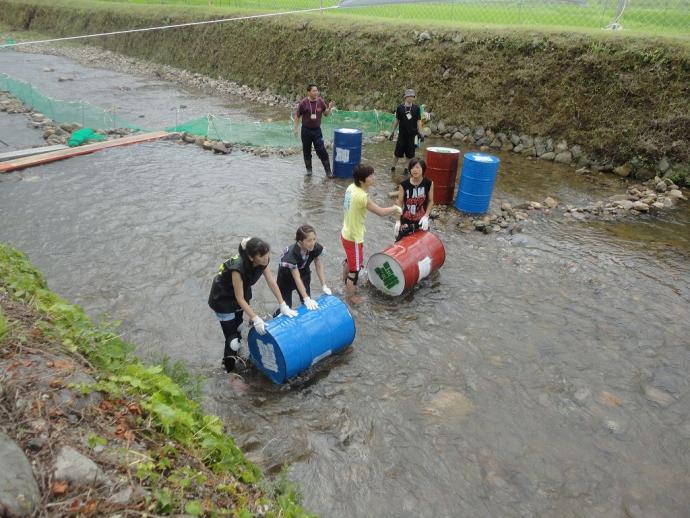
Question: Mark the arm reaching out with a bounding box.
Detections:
[367,198,402,218]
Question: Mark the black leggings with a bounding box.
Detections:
[274,273,310,316]
[219,311,243,372]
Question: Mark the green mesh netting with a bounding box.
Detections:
[68,128,107,147]
[1,72,393,148]
[168,110,395,148]
[0,73,142,131]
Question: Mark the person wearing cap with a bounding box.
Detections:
[389,89,424,173]
[293,84,335,178]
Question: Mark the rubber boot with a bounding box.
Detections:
[322,158,334,178]
[304,157,313,176]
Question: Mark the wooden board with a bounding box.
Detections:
[0,144,69,162]
[0,131,169,173]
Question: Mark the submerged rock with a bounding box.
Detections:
[643,385,674,407]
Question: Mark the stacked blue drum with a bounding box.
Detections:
[248,295,356,384]
[332,128,363,178]
[454,153,501,214]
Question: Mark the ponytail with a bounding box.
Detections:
[239,237,270,258]
[295,224,316,242]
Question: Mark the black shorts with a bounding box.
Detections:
[395,136,416,159]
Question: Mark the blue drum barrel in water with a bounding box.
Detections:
[248,295,356,384]
[332,128,363,178]
[454,153,501,214]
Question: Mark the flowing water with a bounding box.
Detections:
[1,50,689,518]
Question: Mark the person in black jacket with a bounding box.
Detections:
[275,224,331,313]
[208,237,297,372]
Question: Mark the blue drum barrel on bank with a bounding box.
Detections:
[332,128,363,178]
[454,153,501,214]
[248,295,356,384]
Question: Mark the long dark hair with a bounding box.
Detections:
[295,224,316,242]
[239,237,270,258]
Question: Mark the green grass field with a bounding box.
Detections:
[94,0,690,37]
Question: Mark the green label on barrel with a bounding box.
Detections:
[375,261,400,290]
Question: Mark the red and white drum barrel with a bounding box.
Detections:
[367,231,446,296]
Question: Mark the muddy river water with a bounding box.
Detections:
[1,50,689,517]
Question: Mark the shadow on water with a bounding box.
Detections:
[1,53,690,518]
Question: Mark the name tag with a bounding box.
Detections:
[406,113,412,120]
[310,113,317,120]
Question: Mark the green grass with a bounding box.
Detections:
[89,0,690,38]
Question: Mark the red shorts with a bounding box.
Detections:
[341,234,364,273]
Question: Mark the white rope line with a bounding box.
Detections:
[0,6,340,48]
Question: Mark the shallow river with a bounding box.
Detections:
[1,50,689,517]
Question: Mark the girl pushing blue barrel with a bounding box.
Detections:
[208,237,297,373]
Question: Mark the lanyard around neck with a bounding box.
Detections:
[308,98,318,114]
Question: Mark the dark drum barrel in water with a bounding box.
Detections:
[333,128,363,178]
[424,146,460,205]
[367,231,446,296]
[248,295,356,384]
[455,152,500,214]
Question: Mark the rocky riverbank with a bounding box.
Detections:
[422,124,687,187]
[0,90,134,146]
[0,244,311,517]
[12,43,296,111]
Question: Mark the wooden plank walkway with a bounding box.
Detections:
[0,144,69,162]
[0,131,170,173]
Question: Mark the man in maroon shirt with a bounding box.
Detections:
[293,84,334,177]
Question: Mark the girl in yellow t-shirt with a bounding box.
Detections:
[341,163,402,291]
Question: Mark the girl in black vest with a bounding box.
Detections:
[208,237,297,372]
[275,224,331,313]
[395,157,435,241]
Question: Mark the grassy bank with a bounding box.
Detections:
[1,0,689,173]
[0,241,312,517]
[90,0,690,38]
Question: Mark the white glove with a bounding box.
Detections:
[279,302,298,318]
[419,215,430,231]
[393,205,403,216]
[394,221,401,238]
[304,297,319,310]
[322,285,332,296]
[252,316,267,335]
